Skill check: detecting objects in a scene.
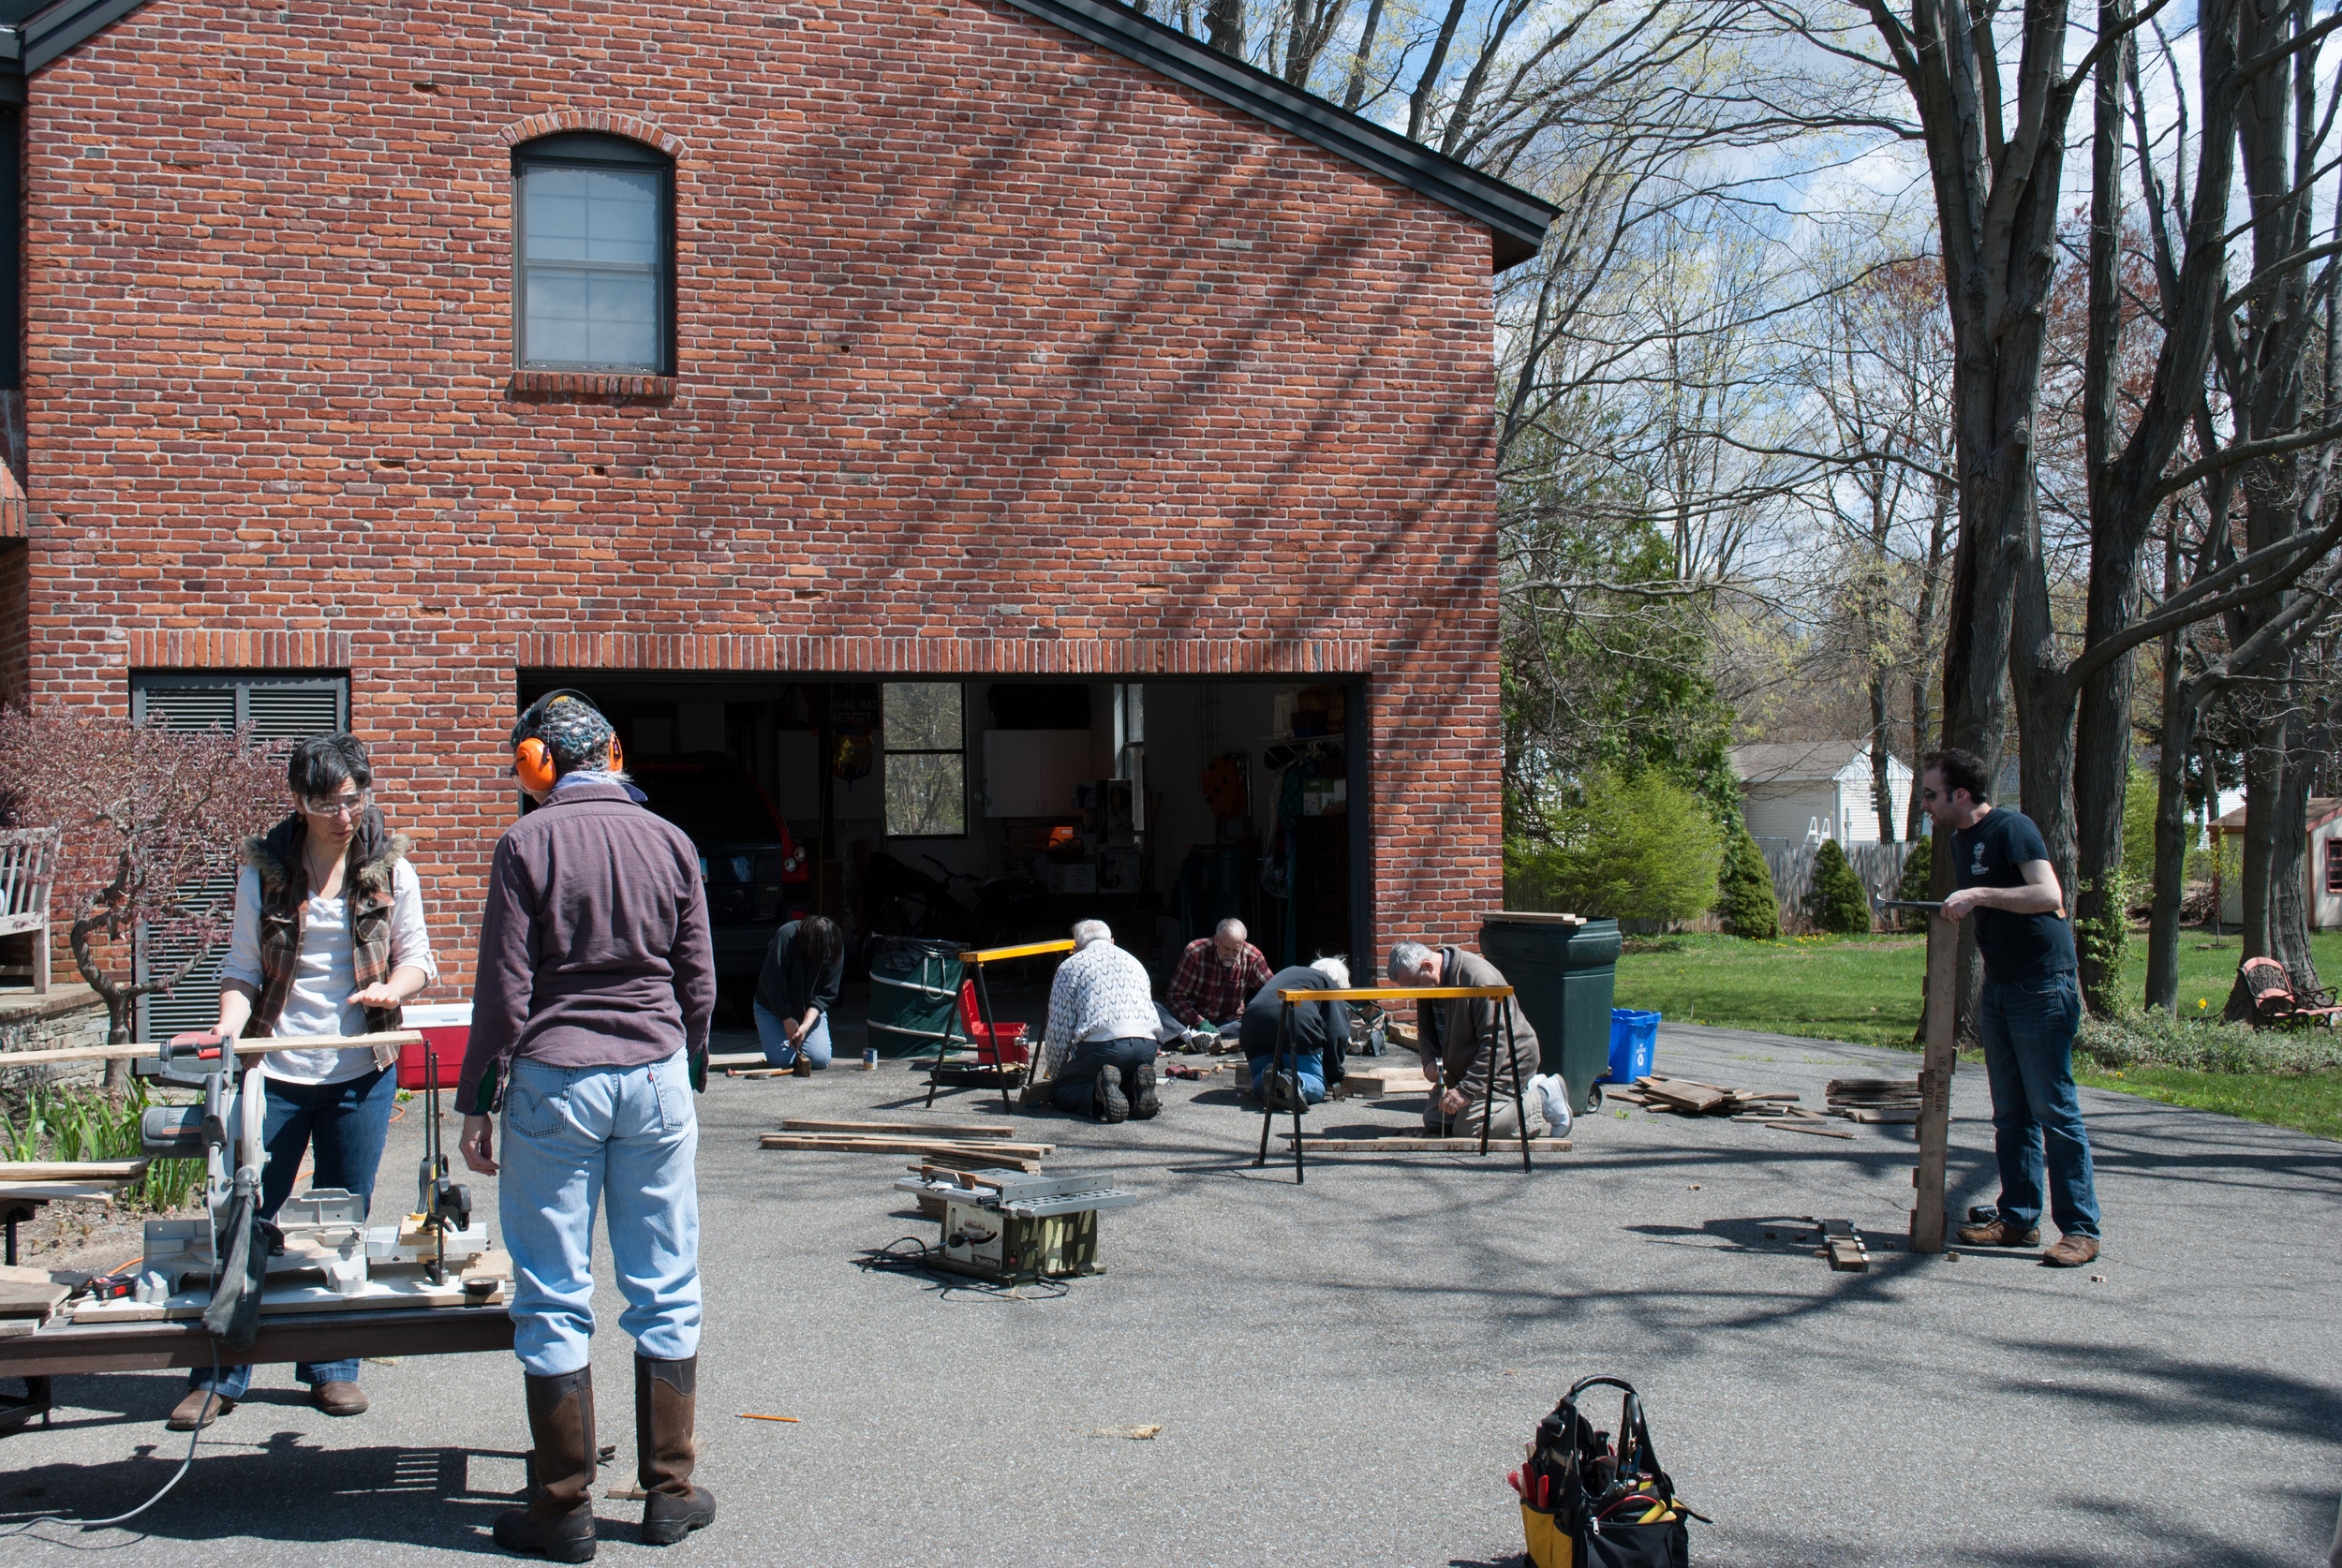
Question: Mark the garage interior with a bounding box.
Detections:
[518,674,1371,1008]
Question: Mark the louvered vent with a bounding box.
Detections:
[129,673,349,1038]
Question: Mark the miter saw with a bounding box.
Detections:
[132,1032,478,1348]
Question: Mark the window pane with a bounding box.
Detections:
[525,266,659,368]
[883,683,962,750]
[886,752,965,837]
[524,165,660,266]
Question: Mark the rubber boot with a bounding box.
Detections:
[494,1368,598,1561]
[637,1354,717,1545]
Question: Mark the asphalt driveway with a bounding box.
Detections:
[3,1019,2336,1567]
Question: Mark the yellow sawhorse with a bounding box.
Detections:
[925,939,1077,1113]
[1253,986,1534,1183]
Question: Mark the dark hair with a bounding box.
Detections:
[1920,747,1990,804]
[288,733,372,798]
[796,915,843,969]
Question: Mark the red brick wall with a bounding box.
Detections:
[17,0,1503,989]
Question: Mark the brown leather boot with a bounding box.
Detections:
[1954,1217,2040,1249]
[636,1354,717,1546]
[494,1368,598,1561]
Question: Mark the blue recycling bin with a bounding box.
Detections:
[1603,1009,1660,1085]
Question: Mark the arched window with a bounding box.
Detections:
[511,132,674,375]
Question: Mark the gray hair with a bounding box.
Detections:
[1214,917,1248,941]
[1072,919,1115,950]
[1310,955,1351,988]
[1386,941,1433,983]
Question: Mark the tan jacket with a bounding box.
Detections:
[1416,947,1541,1103]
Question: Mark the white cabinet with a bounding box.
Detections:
[983,731,1092,818]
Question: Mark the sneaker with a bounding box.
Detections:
[1531,1073,1574,1136]
[1262,1072,1309,1114]
[1091,1066,1129,1123]
[1126,1061,1161,1120]
[1955,1217,2041,1248]
[2042,1234,2100,1267]
[168,1389,233,1430]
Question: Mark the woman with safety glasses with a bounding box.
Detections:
[164,732,437,1433]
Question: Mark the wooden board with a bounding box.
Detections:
[759,1135,1055,1158]
[0,1029,422,1069]
[0,1160,151,1183]
[0,1181,119,1204]
[1279,1136,1573,1154]
[0,1281,69,1318]
[1758,1119,1854,1139]
[1330,1075,1432,1100]
[705,1051,766,1070]
[780,1118,1017,1139]
[72,1270,507,1324]
[1848,1108,1919,1124]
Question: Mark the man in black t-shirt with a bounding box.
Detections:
[1920,747,2101,1267]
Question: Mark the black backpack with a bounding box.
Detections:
[1513,1375,1697,1567]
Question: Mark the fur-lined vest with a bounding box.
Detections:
[240,816,410,1039]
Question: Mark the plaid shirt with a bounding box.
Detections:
[1166,938,1272,1026]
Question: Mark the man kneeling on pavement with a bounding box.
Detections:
[1386,939,1557,1138]
[1039,919,1163,1123]
[1239,956,1352,1110]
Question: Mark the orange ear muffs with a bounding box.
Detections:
[606,733,624,773]
[514,735,559,794]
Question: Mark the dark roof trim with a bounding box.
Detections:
[1001,0,1554,272]
[3,0,149,73]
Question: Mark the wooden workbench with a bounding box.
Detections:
[0,1304,514,1378]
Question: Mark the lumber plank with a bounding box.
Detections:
[1277,1136,1572,1152]
[0,1161,151,1183]
[1760,1119,1855,1139]
[780,1118,1015,1139]
[0,1182,120,1204]
[1848,1108,1919,1124]
[0,1030,422,1069]
[909,1149,1044,1175]
[0,1281,69,1317]
[758,1134,1055,1158]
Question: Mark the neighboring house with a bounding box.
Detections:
[0,0,1555,1007]
[2210,799,2342,930]
[1730,743,1913,845]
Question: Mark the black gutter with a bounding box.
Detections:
[996,0,1555,271]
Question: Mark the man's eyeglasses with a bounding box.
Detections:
[301,791,372,819]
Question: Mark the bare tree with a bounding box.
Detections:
[0,707,285,1087]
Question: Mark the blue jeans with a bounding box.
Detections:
[753,1000,834,1069]
[499,1052,702,1377]
[1047,1036,1159,1113]
[191,1068,395,1399]
[1979,972,2100,1239]
[1249,1054,1328,1102]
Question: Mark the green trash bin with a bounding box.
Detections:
[1478,912,1620,1113]
[864,936,965,1058]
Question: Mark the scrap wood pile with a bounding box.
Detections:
[1825,1079,1921,1124]
[759,1118,1052,1173]
[1608,1076,1852,1139]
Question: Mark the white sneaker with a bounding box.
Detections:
[1531,1074,1573,1136]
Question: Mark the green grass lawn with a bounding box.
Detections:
[1613,929,2342,1140]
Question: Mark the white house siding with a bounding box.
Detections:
[1743,784,1836,844]
[2316,817,2342,931]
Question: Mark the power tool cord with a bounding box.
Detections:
[855,1235,1070,1300]
[2,1129,233,1538]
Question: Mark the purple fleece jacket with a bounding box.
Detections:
[460,780,716,1112]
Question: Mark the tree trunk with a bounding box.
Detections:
[2225,717,2284,1018]
[1870,678,1896,841]
[2268,680,2322,994]
[2144,677,2196,1013]
[1342,0,1386,110]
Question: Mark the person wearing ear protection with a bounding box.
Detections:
[456,691,719,1560]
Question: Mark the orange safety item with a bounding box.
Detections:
[957,981,1030,1067]
[513,688,622,793]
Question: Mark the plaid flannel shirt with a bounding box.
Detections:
[1166,938,1272,1026]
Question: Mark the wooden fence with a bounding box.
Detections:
[1756,839,1917,931]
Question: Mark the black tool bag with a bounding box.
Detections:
[1514,1375,1695,1567]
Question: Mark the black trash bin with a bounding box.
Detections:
[1479,912,1621,1113]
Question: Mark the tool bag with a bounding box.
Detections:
[1511,1375,1695,1568]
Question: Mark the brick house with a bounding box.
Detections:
[0,0,1549,1027]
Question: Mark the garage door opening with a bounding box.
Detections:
[516,674,1370,1003]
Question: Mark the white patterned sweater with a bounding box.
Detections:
[1039,939,1162,1080]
